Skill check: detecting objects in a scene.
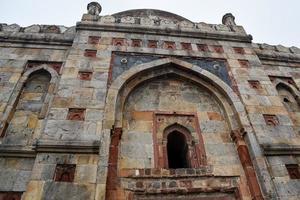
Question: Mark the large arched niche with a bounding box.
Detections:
[120,74,231,169]
[105,58,246,130]
[104,58,249,169]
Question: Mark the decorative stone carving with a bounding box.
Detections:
[196,22,214,32]
[2,23,20,32]
[100,15,115,24]
[44,25,60,34]
[87,1,102,15]
[120,16,135,24]
[222,13,236,26]
[140,17,154,26]
[24,25,40,33]
[214,24,231,32]
[160,19,177,28]
[179,20,194,29]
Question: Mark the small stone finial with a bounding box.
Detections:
[222,13,236,26]
[87,2,102,15]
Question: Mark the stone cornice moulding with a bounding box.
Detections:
[262,144,300,155]
[33,140,100,153]
[0,140,100,157]
[0,145,36,158]
[76,21,253,43]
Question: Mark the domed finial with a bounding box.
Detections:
[87,2,102,15]
[222,13,236,26]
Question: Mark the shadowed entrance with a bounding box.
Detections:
[167,131,189,168]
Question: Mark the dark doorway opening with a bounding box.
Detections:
[167,131,189,168]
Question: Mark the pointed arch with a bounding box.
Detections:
[0,64,59,142]
[102,57,273,199]
[275,81,300,112]
[104,57,247,131]
[163,123,193,169]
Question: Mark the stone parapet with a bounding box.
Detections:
[0,24,75,45]
[253,43,300,63]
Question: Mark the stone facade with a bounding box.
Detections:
[0,2,300,199]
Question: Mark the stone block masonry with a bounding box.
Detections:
[0,1,300,200]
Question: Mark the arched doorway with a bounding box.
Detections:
[167,130,189,168]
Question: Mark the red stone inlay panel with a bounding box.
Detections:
[131,39,142,47]
[197,44,209,52]
[84,49,97,57]
[233,47,245,54]
[238,60,250,68]
[286,164,300,179]
[212,45,224,53]
[0,192,22,200]
[163,41,176,50]
[88,36,101,44]
[112,38,125,46]
[78,71,93,81]
[54,164,76,182]
[67,108,85,121]
[263,114,279,126]
[181,42,192,50]
[148,40,158,48]
[248,80,261,89]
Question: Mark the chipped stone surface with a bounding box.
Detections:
[0,2,299,200]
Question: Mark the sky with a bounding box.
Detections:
[0,0,299,47]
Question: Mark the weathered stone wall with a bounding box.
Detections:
[0,158,34,192]
[0,1,299,200]
[23,153,99,200]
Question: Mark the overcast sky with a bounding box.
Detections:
[0,0,299,47]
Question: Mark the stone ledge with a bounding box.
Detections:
[0,145,36,158]
[33,140,100,153]
[119,166,213,178]
[262,144,300,155]
[121,175,240,195]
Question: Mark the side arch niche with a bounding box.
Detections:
[0,66,58,145]
[104,58,268,200]
[275,81,300,137]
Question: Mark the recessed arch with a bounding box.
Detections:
[163,123,194,169]
[103,57,249,136]
[0,64,59,142]
[103,57,273,199]
[275,82,300,112]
